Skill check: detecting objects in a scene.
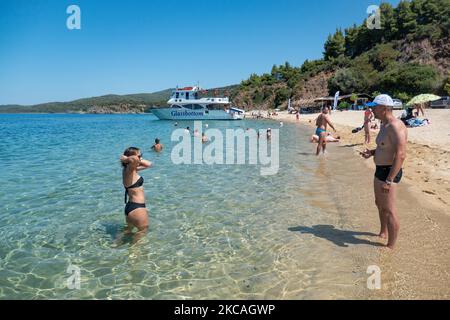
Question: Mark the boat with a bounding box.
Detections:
[151,86,244,120]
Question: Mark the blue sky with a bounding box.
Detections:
[0,0,400,105]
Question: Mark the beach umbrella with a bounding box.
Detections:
[406,94,441,106]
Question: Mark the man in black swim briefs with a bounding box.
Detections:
[361,94,408,250]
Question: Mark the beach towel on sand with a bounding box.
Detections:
[406,118,429,128]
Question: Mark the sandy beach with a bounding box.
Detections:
[270,109,450,208]
[250,109,450,299]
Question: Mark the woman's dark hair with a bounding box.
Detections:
[122,147,140,168]
[155,138,160,144]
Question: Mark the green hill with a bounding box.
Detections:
[233,0,450,110]
[0,85,240,114]
[0,89,173,113]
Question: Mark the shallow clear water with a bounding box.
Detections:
[0,114,369,299]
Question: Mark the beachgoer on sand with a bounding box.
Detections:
[414,102,426,117]
[361,94,408,249]
[364,106,374,144]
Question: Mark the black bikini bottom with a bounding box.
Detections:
[124,202,146,216]
[375,166,403,183]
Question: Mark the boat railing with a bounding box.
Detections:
[169,97,229,103]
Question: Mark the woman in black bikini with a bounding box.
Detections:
[120,147,151,242]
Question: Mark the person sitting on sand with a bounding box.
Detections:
[315,106,336,156]
[151,138,163,152]
[310,133,340,143]
[120,147,152,244]
[400,107,416,126]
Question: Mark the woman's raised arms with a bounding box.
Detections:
[137,159,152,171]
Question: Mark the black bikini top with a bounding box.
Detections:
[124,176,144,203]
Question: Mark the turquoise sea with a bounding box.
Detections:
[0,114,375,299]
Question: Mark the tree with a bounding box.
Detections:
[300,59,327,76]
[412,0,439,25]
[380,3,398,41]
[438,0,450,37]
[444,71,450,96]
[271,65,278,76]
[348,24,376,57]
[368,43,400,71]
[380,63,439,97]
[396,1,418,37]
[344,25,358,57]
[328,69,363,94]
[324,29,346,60]
[396,92,411,102]
[274,87,290,108]
[338,101,351,110]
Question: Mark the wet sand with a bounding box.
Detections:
[253,109,450,299]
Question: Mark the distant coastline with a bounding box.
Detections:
[0,85,238,114]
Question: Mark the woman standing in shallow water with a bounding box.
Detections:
[120,147,152,243]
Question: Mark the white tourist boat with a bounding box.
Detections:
[151,86,244,120]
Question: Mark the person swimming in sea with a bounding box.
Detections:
[151,138,163,152]
[193,129,200,137]
[315,106,336,156]
[201,132,208,143]
[119,147,152,244]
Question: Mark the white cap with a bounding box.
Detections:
[369,94,394,107]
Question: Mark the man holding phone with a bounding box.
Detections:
[361,94,408,249]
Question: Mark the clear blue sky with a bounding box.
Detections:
[0,0,400,105]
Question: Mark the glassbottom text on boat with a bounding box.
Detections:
[151,86,244,120]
